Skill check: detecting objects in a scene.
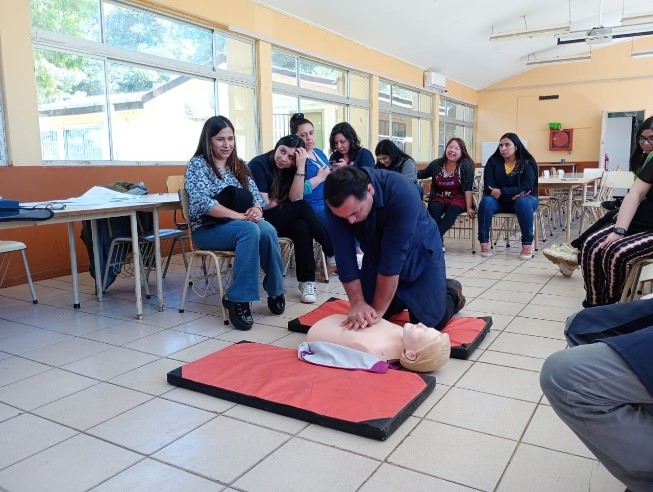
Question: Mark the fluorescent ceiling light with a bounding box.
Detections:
[631,49,653,59]
[490,23,570,41]
[557,22,653,45]
[526,54,591,66]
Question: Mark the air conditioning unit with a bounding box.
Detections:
[424,71,446,93]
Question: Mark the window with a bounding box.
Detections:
[438,98,476,159]
[378,81,433,161]
[0,84,7,165]
[271,49,369,152]
[29,0,257,163]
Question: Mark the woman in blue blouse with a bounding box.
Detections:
[477,133,539,259]
[185,116,285,331]
[289,113,332,224]
[328,122,375,170]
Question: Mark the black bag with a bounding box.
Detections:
[202,186,254,227]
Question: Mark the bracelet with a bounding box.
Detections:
[294,173,306,177]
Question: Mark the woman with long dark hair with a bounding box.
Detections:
[248,135,335,303]
[417,137,476,242]
[477,132,539,259]
[185,116,285,331]
[328,122,374,169]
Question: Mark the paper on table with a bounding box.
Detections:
[62,186,139,206]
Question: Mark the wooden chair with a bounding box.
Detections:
[0,240,38,303]
[578,171,635,233]
[164,175,191,277]
[620,258,653,302]
[177,188,235,324]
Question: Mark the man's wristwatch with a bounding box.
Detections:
[613,227,627,235]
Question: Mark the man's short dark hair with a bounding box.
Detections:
[324,166,371,207]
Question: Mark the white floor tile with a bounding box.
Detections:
[360,463,475,492]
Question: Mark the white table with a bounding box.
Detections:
[539,175,598,243]
[0,193,180,319]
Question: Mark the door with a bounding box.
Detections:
[599,110,645,170]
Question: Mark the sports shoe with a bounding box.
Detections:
[543,243,579,276]
[267,293,286,315]
[519,244,533,260]
[446,278,466,314]
[221,295,253,331]
[480,243,492,257]
[299,281,317,304]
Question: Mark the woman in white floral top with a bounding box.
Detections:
[185,116,285,331]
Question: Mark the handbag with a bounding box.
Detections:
[202,186,254,227]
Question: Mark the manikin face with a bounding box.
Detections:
[640,128,653,155]
[376,154,391,167]
[499,138,516,161]
[402,323,439,360]
[296,123,315,151]
[333,133,351,156]
[445,141,462,162]
[211,127,235,162]
[273,145,297,170]
[329,184,375,224]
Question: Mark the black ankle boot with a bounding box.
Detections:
[267,293,285,315]
[222,296,253,331]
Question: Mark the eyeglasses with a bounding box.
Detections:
[31,202,67,210]
[638,135,653,145]
[290,112,304,122]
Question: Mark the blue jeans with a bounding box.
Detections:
[192,220,284,303]
[477,195,539,245]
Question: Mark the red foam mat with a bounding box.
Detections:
[167,342,436,440]
[287,297,492,359]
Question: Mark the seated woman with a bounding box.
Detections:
[289,113,332,224]
[185,116,285,331]
[305,314,450,372]
[417,137,476,244]
[248,135,336,304]
[545,116,653,277]
[579,150,653,307]
[374,139,421,198]
[328,122,375,169]
[477,133,539,259]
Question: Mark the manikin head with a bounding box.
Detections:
[399,322,450,372]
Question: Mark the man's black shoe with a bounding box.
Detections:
[222,296,253,331]
[267,293,285,315]
[446,278,466,314]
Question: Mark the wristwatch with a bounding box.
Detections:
[613,227,627,235]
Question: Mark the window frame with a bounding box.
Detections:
[30,0,258,165]
[438,96,476,160]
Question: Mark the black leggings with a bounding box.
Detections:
[263,200,334,282]
[427,201,465,239]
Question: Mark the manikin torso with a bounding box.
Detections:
[306,314,436,361]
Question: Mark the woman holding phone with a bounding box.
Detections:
[328,122,374,169]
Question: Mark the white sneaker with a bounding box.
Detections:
[298,281,317,304]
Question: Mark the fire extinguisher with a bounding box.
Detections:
[604,153,609,171]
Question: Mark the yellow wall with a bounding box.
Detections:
[477,41,653,164]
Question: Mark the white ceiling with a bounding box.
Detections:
[254,0,653,90]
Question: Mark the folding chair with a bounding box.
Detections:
[0,241,38,303]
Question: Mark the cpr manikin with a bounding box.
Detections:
[305,314,450,372]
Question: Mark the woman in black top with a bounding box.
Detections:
[248,135,335,304]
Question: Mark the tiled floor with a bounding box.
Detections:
[0,230,626,491]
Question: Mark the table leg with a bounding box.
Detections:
[66,223,80,309]
[565,187,573,244]
[130,211,143,320]
[152,209,164,312]
[90,219,103,302]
